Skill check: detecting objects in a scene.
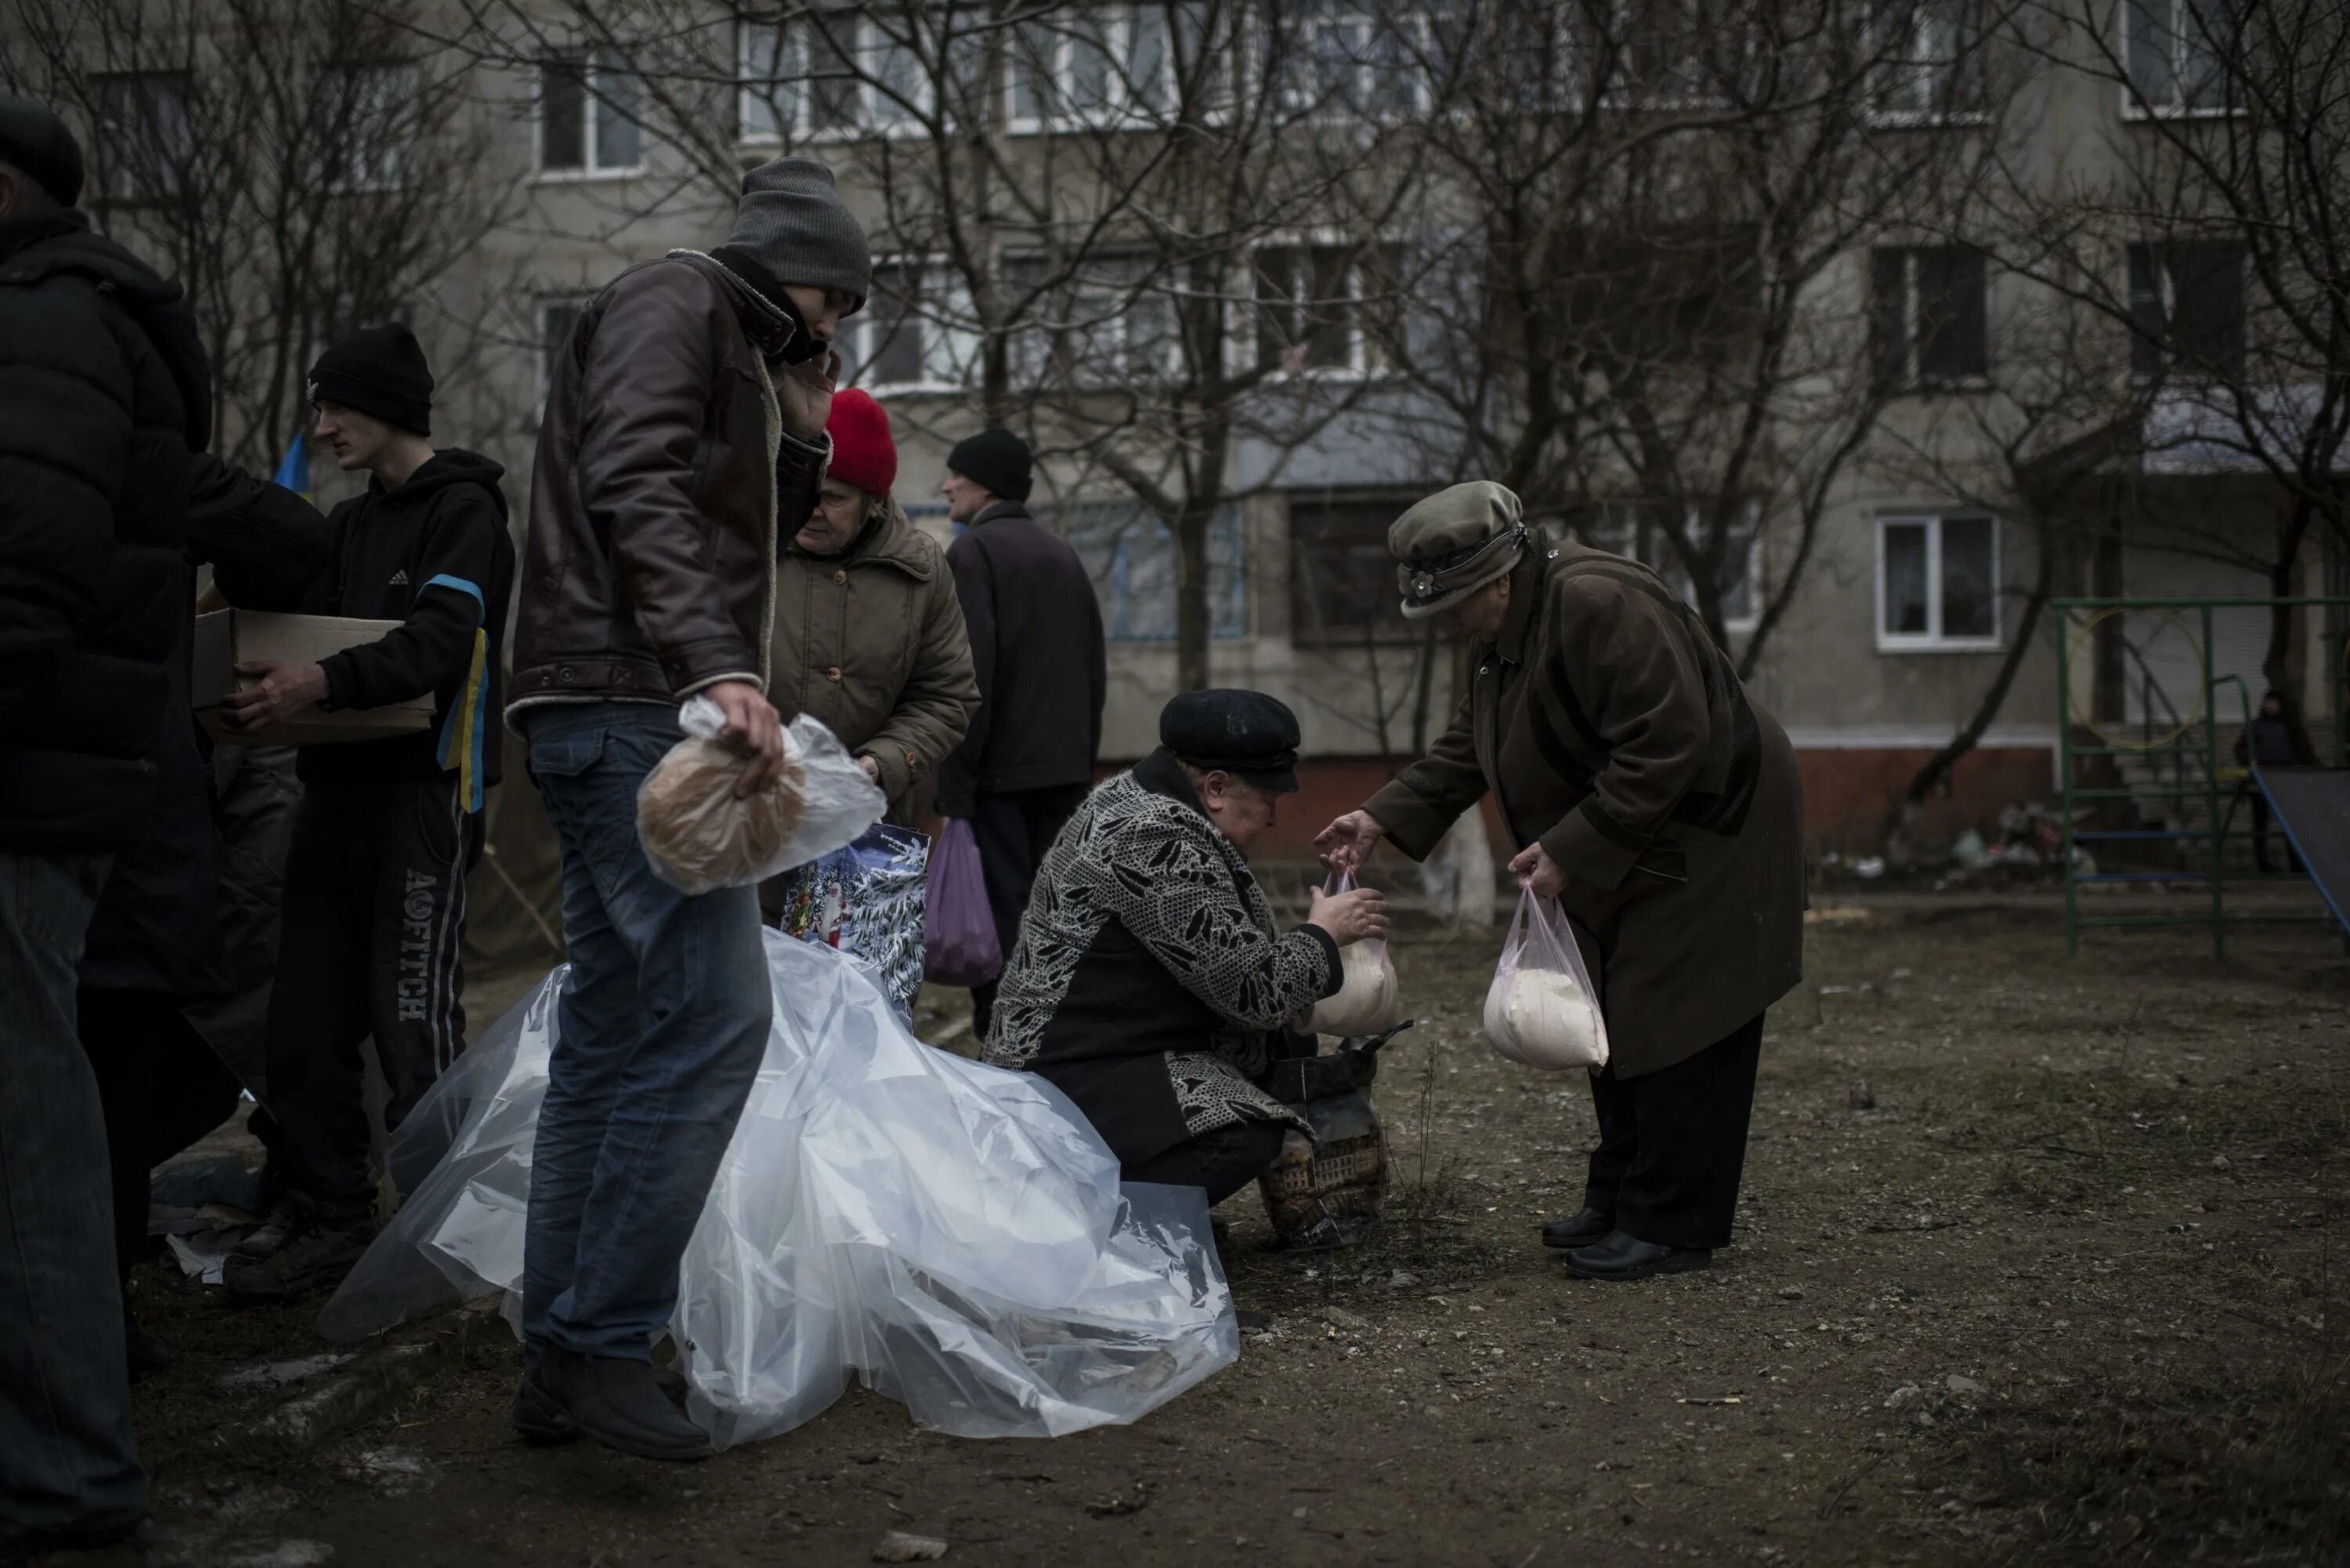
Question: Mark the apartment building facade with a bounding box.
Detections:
[20,0,2338,869]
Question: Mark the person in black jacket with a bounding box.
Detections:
[935,428,1108,1043]
[205,323,516,1300]
[0,98,200,1558]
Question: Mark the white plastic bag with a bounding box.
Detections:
[1481,888,1609,1070]
[1308,871,1400,1038]
[319,930,1238,1445]
[638,696,884,894]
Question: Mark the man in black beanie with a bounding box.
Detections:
[936,428,1107,1044]
[504,155,865,1461]
[199,319,515,1302]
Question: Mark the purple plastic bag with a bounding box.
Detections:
[924,818,1002,987]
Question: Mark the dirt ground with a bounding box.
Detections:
[73,895,2350,1568]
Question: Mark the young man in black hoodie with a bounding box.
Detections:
[211,323,515,1299]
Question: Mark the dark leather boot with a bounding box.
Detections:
[1564,1230,1712,1281]
[534,1347,713,1461]
[1539,1207,1614,1250]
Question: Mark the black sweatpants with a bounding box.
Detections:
[78,989,244,1284]
[263,777,478,1216]
[1126,1120,1285,1206]
[1582,1013,1766,1251]
[967,782,1090,1043]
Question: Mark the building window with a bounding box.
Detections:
[1878,514,1999,650]
[1008,255,1182,386]
[1059,501,1247,643]
[1574,500,1762,634]
[848,260,977,391]
[743,12,937,142]
[539,50,642,175]
[314,63,418,192]
[539,298,586,397]
[1869,245,1988,389]
[1615,0,1759,109]
[1290,497,1419,645]
[1871,0,1988,120]
[1254,243,1397,377]
[2128,240,2245,381]
[2124,0,2237,115]
[1006,4,1184,131]
[94,72,194,202]
[1274,3,1435,120]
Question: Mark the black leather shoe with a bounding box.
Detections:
[534,1347,713,1461]
[1564,1230,1713,1281]
[1540,1207,1614,1250]
[511,1360,580,1446]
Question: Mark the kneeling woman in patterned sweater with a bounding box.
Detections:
[984,690,1387,1201]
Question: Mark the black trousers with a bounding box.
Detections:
[77,988,244,1285]
[262,778,478,1216]
[967,782,1090,1042]
[1582,1013,1765,1251]
[2250,795,2303,873]
[1126,1120,1285,1206]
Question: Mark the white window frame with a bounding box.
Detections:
[94,71,194,203]
[315,63,419,194]
[2119,0,2240,121]
[1875,512,2002,652]
[739,13,935,146]
[1580,499,1763,635]
[1250,236,1397,382]
[848,255,978,394]
[1000,3,1191,135]
[1271,4,1439,123]
[534,51,645,180]
[1867,0,1993,127]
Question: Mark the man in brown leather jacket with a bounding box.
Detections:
[504,157,867,1461]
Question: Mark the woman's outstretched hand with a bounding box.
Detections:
[1314,810,1385,873]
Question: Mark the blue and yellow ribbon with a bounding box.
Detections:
[422,574,489,813]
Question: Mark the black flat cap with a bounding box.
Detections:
[0,93,85,208]
[1160,689,1301,793]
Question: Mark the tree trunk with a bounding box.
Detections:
[2261,505,2318,764]
[1174,504,1213,692]
[1889,519,2059,846]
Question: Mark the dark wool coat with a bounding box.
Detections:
[1365,541,1806,1078]
[983,750,1339,1166]
[936,500,1107,814]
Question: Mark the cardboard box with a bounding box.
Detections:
[193,609,436,746]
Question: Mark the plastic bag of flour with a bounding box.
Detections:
[638,697,884,894]
[1481,888,1608,1070]
[1308,871,1401,1038]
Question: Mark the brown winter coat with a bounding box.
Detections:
[1363,540,1806,1078]
[769,497,979,815]
[509,251,827,721]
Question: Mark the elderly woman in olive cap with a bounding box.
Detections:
[1316,482,1805,1281]
[987,691,1386,1202]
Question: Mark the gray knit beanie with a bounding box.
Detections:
[727,157,870,313]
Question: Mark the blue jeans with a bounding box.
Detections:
[519,704,772,1360]
[0,851,145,1542]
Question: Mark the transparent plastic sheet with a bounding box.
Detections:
[319,930,1237,1444]
[637,699,886,895]
[1480,888,1611,1071]
[769,824,930,1017]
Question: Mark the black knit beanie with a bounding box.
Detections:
[309,322,433,436]
[946,428,1032,504]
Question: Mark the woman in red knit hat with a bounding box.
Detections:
[761,390,979,953]
[770,389,978,811]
